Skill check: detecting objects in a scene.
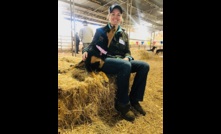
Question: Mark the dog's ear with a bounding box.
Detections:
[91,56,101,64]
[91,56,105,68]
[90,56,102,71]
[77,60,85,67]
[71,60,85,70]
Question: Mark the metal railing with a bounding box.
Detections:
[58,35,72,51]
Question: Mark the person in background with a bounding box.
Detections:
[75,32,80,54]
[79,20,94,50]
[81,4,150,122]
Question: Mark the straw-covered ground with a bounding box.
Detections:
[58,47,163,134]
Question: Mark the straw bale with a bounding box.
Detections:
[131,49,151,60]
[58,48,163,133]
[58,57,119,128]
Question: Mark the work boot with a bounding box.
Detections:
[131,102,146,116]
[115,102,135,122]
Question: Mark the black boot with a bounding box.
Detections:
[115,102,135,121]
[131,102,146,116]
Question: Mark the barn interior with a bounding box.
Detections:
[58,0,163,134]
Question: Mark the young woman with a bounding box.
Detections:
[82,4,150,122]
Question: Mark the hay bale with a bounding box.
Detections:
[131,49,151,60]
[58,48,163,133]
[58,57,119,129]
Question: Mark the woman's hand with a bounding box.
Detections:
[82,52,88,61]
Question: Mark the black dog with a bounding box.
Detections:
[74,48,105,75]
[147,46,157,52]
[155,49,163,55]
[84,46,105,72]
[147,46,163,55]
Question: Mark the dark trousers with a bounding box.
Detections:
[76,41,80,53]
[101,58,150,105]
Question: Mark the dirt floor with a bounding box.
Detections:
[58,47,163,134]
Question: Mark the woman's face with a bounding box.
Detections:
[109,8,122,26]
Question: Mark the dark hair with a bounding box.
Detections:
[108,4,123,14]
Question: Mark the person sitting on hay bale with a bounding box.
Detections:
[81,4,150,122]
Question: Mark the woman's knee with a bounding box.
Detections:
[121,61,131,72]
[141,62,150,72]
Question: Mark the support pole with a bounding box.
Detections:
[70,0,76,56]
[128,0,132,40]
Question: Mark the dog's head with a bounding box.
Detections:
[85,56,99,72]
[152,46,157,50]
[85,49,105,72]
